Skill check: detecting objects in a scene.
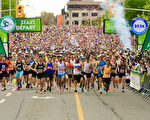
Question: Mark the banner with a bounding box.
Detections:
[130,70,142,90]
[14,18,41,32]
[0,38,6,56]
[0,30,8,56]
[142,26,150,51]
[103,20,116,34]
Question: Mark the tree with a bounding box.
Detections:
[124,0,148,20]
[2,0,21,17]
[40,11,56,25]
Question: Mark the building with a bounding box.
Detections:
[63,0,105,26]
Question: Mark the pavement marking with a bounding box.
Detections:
[0,99,6,104]
[12,88,16,91]
[6,93,12,97]
[32,96,55,99]
[75,93,84,120]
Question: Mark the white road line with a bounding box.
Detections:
[0,99,6,104]
[6,93,12,97]
[12,88,16,91]
[32,96,55,99]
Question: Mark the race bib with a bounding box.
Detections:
[120,69,125,73]
[17,67,21,71]
[59,68,64,72]
[38,69,43,73]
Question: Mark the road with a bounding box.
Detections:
[0,83,150,120]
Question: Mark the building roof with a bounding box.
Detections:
[67,0,102,5]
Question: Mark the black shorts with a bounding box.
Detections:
[53,70,56,75]
[5,73,9,78]
[24,71,30,75]
[85,73,91,78]
[67,74,72,79]
[31,70,37,78]
[37,72,44,79]
[0,73,5,79]
[112,73,116,77]
[103,78,111,85]
[119,73,125,78]
[46,72,53,80]
[9,70,15,75]
[74,75,81,83]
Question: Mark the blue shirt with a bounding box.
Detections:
[46,62,53,74]
[29,60,34,64]
[98,60,105,75]
[0,62,8,74]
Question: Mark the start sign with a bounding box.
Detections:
[131,18,148,35]
[14,18,41,32]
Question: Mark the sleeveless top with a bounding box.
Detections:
[57,61,65,75]
[16,61,23,71]
[46,62,53,74]
[103,65,111,78]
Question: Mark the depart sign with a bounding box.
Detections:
[14,18,41,32]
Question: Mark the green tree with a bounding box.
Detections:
[2,0,20,17]
[124,0,148,20]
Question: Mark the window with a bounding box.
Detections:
[66,21,69,25]
[72,21,79,25]
[92,13,98,16]
[82,13,88,17]
[67,13,69,17]
[82,21,86,24]
[72,13,78,17]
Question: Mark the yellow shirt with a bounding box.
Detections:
[103,65,111,78]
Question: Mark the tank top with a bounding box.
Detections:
[16,61,23,71]
[57,61,65,75]
[66,62,73,74]
[84,62,91,73]
[25,62,30,71]
[36,63,44,73]
[46,62,53,74]
[103,65,111,78]
[119,64,126,74]
[73,63,81,75]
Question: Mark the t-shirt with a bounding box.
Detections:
[0,62,8,73]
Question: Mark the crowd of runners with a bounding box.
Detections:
[0,25,150,95]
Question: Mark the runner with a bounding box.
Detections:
[15,54,24,90]
[57,56,66,93]
[45,56,53,92]
[35,55,46,94]
[0,56,8,91]
[102,59,112,95]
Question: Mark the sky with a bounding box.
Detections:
[20,0,105,17]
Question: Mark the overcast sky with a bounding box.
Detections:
[20,0,105,17]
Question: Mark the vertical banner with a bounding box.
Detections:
[142,26,150,51]
[0,30,8,56]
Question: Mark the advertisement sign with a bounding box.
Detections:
[142,26,150,51]
[103,20,116,34]
[0,16,16,33]
[15,18,41,32]
[131,18,148,35]
[0,30,8,56]
[130,70,142,90]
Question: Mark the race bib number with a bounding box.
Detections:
[38,69,43,73]
[17,67,21,71]
[48,66,52,69]
[85,69,90,73]
[120,69,125,73]
[59,68,64,72]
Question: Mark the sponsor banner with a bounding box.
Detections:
[130,70,142,90]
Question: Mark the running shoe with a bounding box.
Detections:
[1,88,4,91]
[44,88,46,92]
[47,86,49,91]
[81,89,84,93]
[74,90,77,93]
[99,88,102,94]
[84,89,87,93]
[113,88,116,91]
[40,91,42,94]
[4,87,6,90]
[16,87,20,90]
[122,89,125,93]
[106,92,108,95]
[79,83,81,88]
[36,89,38,93]
[49,87,51,92]
[104,86,106,91]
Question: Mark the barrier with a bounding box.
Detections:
[129,69,150,100]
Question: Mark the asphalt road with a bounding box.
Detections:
[0,83,150,120]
